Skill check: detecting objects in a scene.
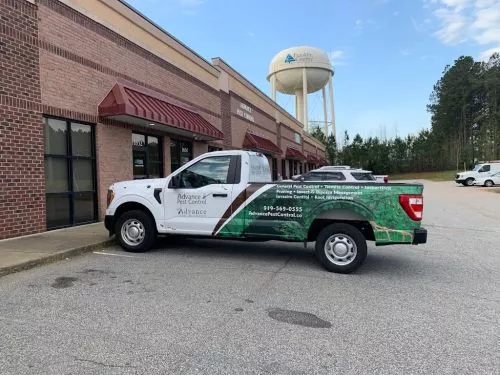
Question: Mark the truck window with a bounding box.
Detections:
[179,156,231,188]
[303,172,324,181]
[351,172,375,181]
[323,172,347,181]
[479,165,490,172]
[249,154,272,182]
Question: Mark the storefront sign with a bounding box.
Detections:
[237,102,255,123]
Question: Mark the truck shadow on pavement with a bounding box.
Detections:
[147,236,420,276]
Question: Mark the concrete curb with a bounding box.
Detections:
[0,239,115,278]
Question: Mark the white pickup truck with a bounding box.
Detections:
[105,150,427,273]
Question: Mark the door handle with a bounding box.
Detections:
[213,193,228,198]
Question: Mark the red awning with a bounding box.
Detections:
[307,153,320,163]
[98,82,223,140]
[243,132,282,155]
[285,147,307,160]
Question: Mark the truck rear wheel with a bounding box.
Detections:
[115,210,156,253]
[315,223,367,274]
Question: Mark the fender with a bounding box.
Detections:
[108,193,165,232]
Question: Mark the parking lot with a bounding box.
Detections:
[0,181,499,375]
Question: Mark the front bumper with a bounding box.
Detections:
[412,228,427,245]
[104,215,115,235]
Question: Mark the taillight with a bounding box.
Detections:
[384,176,388,183]
[399,194,423,221]
[107,189,115,207]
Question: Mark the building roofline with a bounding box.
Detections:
[115,0,219,77]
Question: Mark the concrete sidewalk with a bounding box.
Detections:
[0,223,114,277]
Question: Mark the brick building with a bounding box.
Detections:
[0,0,326,240]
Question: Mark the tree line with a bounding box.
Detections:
[311,53,500,174]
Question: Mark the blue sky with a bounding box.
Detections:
[126,0,500,143]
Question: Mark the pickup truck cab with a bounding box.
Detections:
[105,150,427,273]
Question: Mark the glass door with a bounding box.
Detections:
[44,117,97,229]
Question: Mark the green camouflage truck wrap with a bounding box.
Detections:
[215,182,424,244]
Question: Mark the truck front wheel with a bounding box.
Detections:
[315,223,367,274]
[115,210,156,253]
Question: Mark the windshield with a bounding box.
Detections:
[472,165,482,171]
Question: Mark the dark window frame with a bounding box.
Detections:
[44,116,97,230]
[132,131,163,179]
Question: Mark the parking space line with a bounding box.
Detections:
[93,251,137,258]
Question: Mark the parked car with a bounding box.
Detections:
[104,150,427,274]
[316,165,389,183]
[290,168,380,183]
[455,162,500,186]
[472,171,500,187]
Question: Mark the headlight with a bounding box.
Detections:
[106,188,115,207]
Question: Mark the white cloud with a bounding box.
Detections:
[426,0,500,58]
[328,50,347,66]
[479,46,500,61]
[400,48,413,56]
[393,11,400,16]
[246,31,256,37]
[355,19,363,29]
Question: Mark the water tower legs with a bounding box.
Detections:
[328,74,335,139]
[322,87,328,136]
[295,89,303,124]
[302,68,309,133]
[271,74,276,101]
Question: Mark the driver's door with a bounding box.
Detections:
[164,155,235,235]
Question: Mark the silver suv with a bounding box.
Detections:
[291,169,378,183]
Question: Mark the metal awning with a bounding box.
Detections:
[98,82,223,140]
[242,132,282,155]
[285,147,307,160]
[307,153,320,163]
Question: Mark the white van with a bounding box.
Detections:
[455,162,500,186]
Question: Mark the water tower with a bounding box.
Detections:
[267,46,335,137]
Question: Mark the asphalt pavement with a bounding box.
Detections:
[0,181,499,375]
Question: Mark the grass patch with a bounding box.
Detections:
[389,170,456,181]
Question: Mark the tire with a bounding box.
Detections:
[315,223,367,274]
[115,210,156,253]
[485,180,494,187]
[465,178,474,186]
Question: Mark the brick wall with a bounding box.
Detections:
[220,91,232,149]
[0,0,45,239]
[95,123,132,218]
[37,2,221,125]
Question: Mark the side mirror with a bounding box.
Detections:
[299,176,305,182]
[169,174,181,189]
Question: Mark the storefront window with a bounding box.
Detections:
[44,117,97,229]
[132,133,163,179]
[171,139,193,172]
